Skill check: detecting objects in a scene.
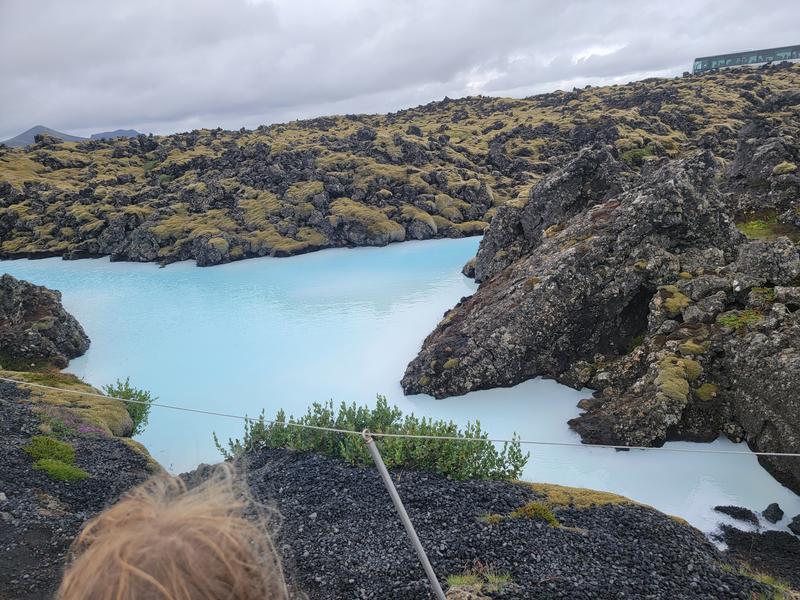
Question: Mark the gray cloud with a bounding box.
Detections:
[1,0,798,139]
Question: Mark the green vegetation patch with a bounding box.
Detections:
[215,396,528,480]
[32,458,88,482]
[655,355,691,403]
[620,146,654,165]
[716,309,763,330]
[25,435,88,482]
[447,563,512,594]
[719,561,792,599]
[443,357,460,369]
[25,435,76,464]
[678,340,706,357]
[736,210,800,242]
[695,383,718,401]
[772,161,797,176]
[509,501,560,526]
[530,482,644,510]
[659,285,691,318]
[751,287,776,302]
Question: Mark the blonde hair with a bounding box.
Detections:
[58,463,288,600]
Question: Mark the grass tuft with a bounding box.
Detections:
[25,435,75,464]
[32,458,88,482]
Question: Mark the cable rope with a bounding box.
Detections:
[2,376,799,457]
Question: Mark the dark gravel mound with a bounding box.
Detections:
[233,448,775,599]
[0,383,151,600]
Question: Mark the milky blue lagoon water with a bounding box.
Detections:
[3,237,799,534]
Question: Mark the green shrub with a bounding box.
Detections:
[33,458,88,482]
[102,378,157,436]
[25,435,76,463]
[214,395,528,480]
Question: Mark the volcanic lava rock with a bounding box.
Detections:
[762,503,784,524]
[0,274,89,369]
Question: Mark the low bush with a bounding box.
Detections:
[214,395,528,480]
[102,378,156,436]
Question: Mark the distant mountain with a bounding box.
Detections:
[0,125,86,148]
[90,129,141,140]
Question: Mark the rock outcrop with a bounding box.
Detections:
[403,100,800,492]
[0,274,90,369]
[1,64,798,266]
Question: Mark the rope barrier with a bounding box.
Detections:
[2,375,800,458]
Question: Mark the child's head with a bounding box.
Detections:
[58,464,287,599]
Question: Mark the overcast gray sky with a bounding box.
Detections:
[1,0,798,140]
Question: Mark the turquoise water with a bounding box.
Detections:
[3,237,798,534]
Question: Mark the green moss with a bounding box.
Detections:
[207,237,229,253]
[524,276,541,290]
[329,198,405,242]
[716,309,763,330]
[660,285,691,318]
[455,220,489,235]
[677,271,693,280]
[510,501,560,526]
[2,369,134,437]
[633,259,649,270]
[735,211,800,242]
[25,435,76,464]
[678,340,706,357]
[443,358,460,370]
[530,483,644,510]
[33,458,88,482]
[772,161,797,176]
[418,375,430,386]
[752,287,776,302]
[620,146,654,165]
[285,180,324,201]
[682,358,702,381]
[695,383,718,401]
[655,356,691,403]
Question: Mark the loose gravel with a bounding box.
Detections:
[236,448,777,599]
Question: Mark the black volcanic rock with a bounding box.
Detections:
[762,503,784,524]
[0,274,89,369]
[714,505,759,525]
[403,119,800,492]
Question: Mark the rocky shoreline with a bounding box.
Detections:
[1,65,798,267]
[402,87,800,493]
[0,274,90,371]
[2,393,795,600]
